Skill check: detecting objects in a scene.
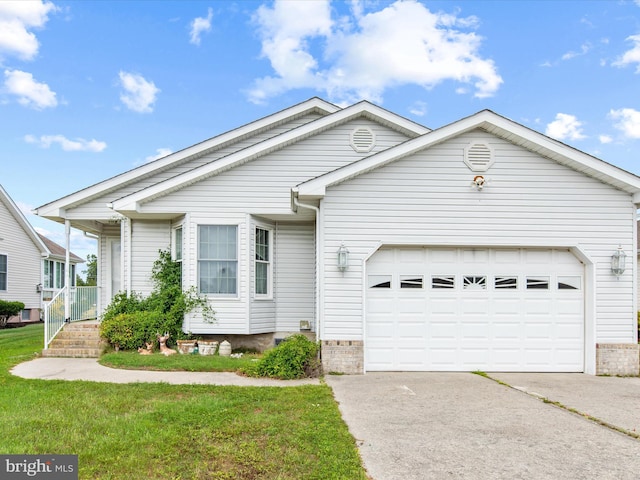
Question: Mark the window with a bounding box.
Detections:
[198,225,237,295]
[174,227,183,283]
[255,227,270,296]
[174,227,183,262]
[463,276,486,290]
[526,277,549,290]
[55,262,65,288]
[400,276,423,289]
[368,275,391,289]
[495,276,518,289]
[558,276,581,290]
[44,260,54,289]
[0,254,6,291]
[432,275,455,289]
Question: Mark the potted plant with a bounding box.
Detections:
[198,339,218,355]
[176,332,199,354]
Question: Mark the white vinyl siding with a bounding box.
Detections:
[130,220,171,296]
[320,130,636,347]
[0,199,43,309]
[274,223,316,332]
[138,119,410,218]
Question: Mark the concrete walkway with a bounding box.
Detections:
[10,357,320,386]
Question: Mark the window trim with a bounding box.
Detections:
[254,226,272,298]
[198,224,239,297]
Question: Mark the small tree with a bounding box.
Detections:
[77,254,97,287]
[0,300,25,328]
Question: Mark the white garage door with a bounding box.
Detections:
[366,247,584,372]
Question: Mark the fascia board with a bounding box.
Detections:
[35,97,342,216]
[111,102,430,212]
[0,184,49,255]
[297,110,640,199]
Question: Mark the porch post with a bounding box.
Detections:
[64,219,71,322]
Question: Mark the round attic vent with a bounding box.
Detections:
[351,127,376,153]
[464,142,494,172]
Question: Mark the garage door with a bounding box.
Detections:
[366,247,584,372]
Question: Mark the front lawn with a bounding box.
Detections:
[0,324,368,479]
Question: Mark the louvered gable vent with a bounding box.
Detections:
[464,142,494,172]
[350,127,375,153]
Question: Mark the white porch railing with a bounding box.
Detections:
[44,286,98,348]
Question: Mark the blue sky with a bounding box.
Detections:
[2,0,640,265]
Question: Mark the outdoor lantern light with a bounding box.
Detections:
[611,246,627,277]
[337,243,349,272]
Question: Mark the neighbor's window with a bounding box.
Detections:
[255,227,270,296]
[43,260,54,289]
[55,262,65,288]
[0,254,6,291]
[198,225,238,295]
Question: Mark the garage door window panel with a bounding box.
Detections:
[432,275,455,289]
[368,275,392,289]
[400,275,423,289]
[463,276,486,290]
[495,276,518,289]
[558,276,581,290]
[526,276,550,290]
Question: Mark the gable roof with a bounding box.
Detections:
[108,100,431,215]
[37,234,84,264]
[36,97,343,220]
[0,184,48,256]
[294,109,640,201]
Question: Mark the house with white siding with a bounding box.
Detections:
[0,185,83,323]
[36,98,640,375]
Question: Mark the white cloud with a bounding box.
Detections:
[0,0,57,61]
[189,8,213,45]
[613,34,640,73]
[145,147,173,163]
[609,108,640,139]
[409,101,427,116]
[118,71,160,113]
[599,134,612,144]
[248,0,502,104]
[545,113,586,141]
[25,134,107,152]
[561,42,591,61]
[4,69,57,109]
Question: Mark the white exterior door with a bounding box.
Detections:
[365,247,584,372]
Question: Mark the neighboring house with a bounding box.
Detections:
[35,98,640,375]
[37,234,83,302]
[0,184,83,323]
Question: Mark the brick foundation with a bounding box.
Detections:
[321,340,364,374]
[596,343,639,376]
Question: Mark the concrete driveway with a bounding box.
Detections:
[325,372,640,480]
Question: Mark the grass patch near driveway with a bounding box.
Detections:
[0,324,368,479]
[100,350,261,372]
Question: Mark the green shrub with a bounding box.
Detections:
[99,249,215,350]
[100,311,168,350]
[0,300,25,328]
[247,334,320,379]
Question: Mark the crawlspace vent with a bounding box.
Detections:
[464,142,494,172]
[350,127,376,153]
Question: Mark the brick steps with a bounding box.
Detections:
[42,322,104,358]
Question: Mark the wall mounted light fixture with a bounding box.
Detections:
[470,175,487,191]
[611,245,626,277]
[337,243,349,272]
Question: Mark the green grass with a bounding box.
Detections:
[0,324,368,479]
[99,350,261,372]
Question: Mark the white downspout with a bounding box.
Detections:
[64,219,71,322]
[292,194,322,343]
